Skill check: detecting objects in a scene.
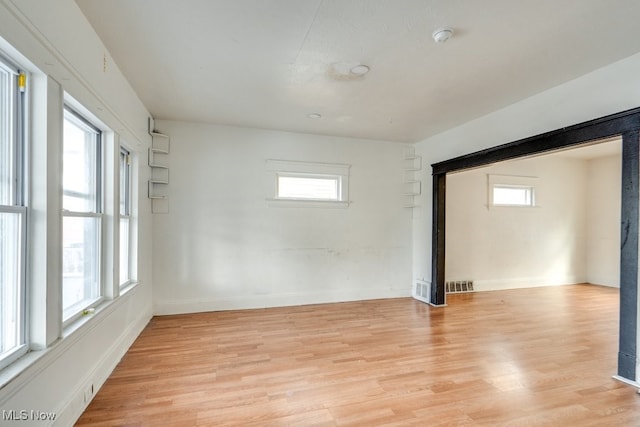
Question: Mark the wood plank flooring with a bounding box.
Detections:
[76,285,640,426]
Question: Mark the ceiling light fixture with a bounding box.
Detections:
[432,27,454,43]
[307,113,322,119]
[350,64,370,75]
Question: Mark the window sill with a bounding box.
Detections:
[62,298,110,339]
[0,283,141,397]
[266,198,350,209]
[488,204,540,210]
[120,280,140,296]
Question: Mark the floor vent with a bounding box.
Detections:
[445,280,474,293]
[413,281,431,304]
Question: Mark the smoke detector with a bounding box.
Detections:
[432,27,454,43]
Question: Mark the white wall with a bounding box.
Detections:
[413,52,640,291]
[586,155,622,287]
[0,1,153,425]
[152,120,412,314]
[446,155,588,290]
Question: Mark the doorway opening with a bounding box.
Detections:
[445,137,621,293]
[430,107,640,382]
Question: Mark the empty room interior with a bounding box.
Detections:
[2,1,640,425]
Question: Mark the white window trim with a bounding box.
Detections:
[487,174,538,208]
[266,159,350,208]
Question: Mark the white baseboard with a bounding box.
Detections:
[585,281,620,288]
[53,304,151,426]
[154,288,411,315]
[472,276,585,292]
[612,375,640,390]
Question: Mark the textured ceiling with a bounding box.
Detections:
[76,0,640,143]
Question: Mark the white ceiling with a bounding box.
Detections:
[76,0,640,143]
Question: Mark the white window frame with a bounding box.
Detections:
[488,174,538,208]
[0,54,27,370]
[266,159,350,208]
[62,106,104,323]
[119,146,132,288]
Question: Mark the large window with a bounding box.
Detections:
[0,56,26,369]
[62,107,102,320]
[119,147,131,287]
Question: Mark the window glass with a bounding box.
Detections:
[0,212,22,356]
[277,175,340,201]
[119,147,131,286]
[119,149,128,216]
[267,160,350,208]
[62,216,100,312]
[62,108,102,319]
[0,65,12,205]
[119,217,129,285]
[492,185,534,206]
[63,115,99,212]
[0,56,26,367]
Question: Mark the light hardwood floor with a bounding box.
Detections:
[76,285,640,426]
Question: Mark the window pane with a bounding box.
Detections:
[63,114,99,212]
[493,186,533,206]
[278,176,339,200]
[63,216,100,318]
[0,211,22,356]
[119,149,130,216]
[0,66,14,205]
[119,217,129,285]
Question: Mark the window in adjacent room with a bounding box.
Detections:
[119,146,132,287]
[62,106,103,320]
[0,55,27,369]
[488,174,537,208]
[492,185,535,206]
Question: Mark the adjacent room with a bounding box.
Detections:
[445,138,622,293]
[1,1,640,425]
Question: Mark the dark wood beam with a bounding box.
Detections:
[430,173,446,306]
[432,107,640,175]
[619,130,639,380]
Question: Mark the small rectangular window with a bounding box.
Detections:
[267,159,350,208]
[62,107,103,320]
[277,174,341,201]
[487,174,537,208]
[492,185,535,206]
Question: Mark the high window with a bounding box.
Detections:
[277,174,341,201]
[488,174,537,208]
[492,185,535,207]
[0,56,26,369]
[119,146,132,287]
[62,107,103,320]
[267,160,350,208]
